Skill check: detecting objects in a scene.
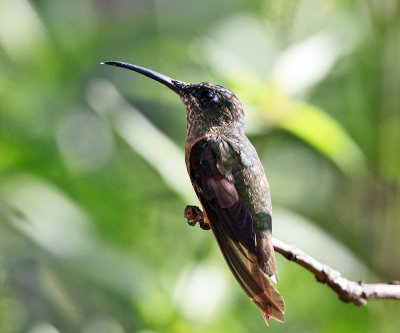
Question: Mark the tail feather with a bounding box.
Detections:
[262,311,270,326]
[205,207,285,325]
[262,282,285,324]
[253,269,285,325]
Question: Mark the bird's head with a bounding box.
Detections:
[102,61,245,135]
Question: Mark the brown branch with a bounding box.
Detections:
[184,205,400,305]
[272,237,400,306]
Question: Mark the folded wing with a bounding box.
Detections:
[189,137,285,324]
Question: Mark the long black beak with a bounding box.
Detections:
[101,61,185,94]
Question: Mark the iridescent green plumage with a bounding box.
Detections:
[102,61,285,325]
[182,83,284,324]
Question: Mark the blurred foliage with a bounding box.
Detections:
[0,0,400,332]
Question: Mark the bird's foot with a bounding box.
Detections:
[184,205,211,230]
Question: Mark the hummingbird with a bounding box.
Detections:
[102,60,285,325]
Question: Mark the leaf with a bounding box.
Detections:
[280,102,367,178]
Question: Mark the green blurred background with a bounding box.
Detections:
[0,0,399,332]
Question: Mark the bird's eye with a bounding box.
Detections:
[200,90,215,102]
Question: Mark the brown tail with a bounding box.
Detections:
[254,237,285,324]
[260,281,285,325]
[250,265,285,326]
[206,213,285,325]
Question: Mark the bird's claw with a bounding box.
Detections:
[184,205,203,225]
[184,205,211,230]
[199,221,211,230]
[188,219,197,227]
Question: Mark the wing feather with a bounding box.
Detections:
[189,137,285,324]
